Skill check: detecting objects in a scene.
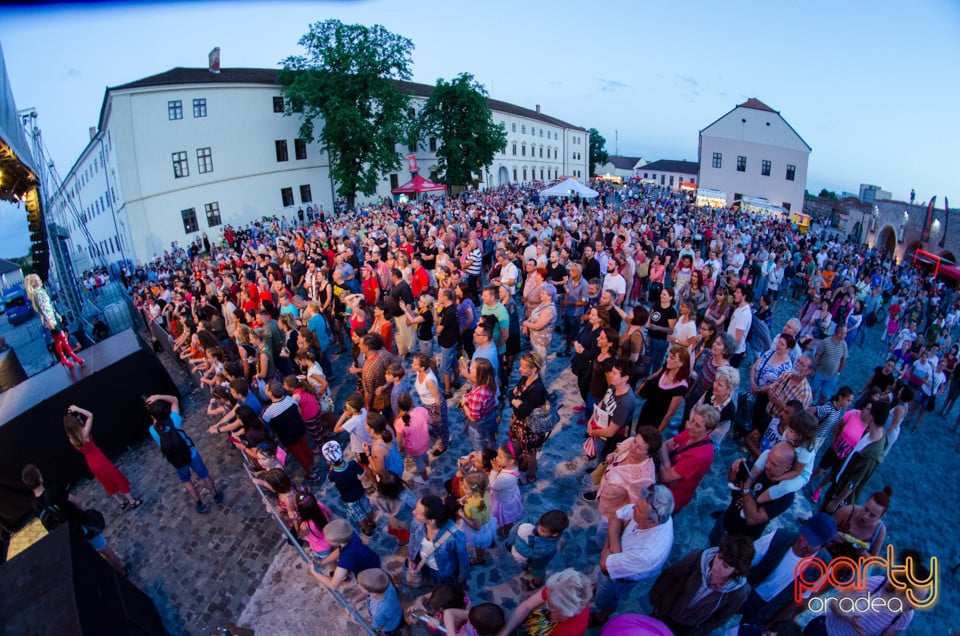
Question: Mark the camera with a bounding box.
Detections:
[734,460,750,487]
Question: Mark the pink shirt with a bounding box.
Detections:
[395,407,432,456]
[833,410,867,458]
[666,429,714,512]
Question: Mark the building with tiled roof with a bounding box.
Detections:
[49,65,589,264]
[594,155,646,180]
[697,98,811,213]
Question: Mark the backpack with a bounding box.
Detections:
[155,417,194,468]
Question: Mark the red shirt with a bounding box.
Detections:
[541,588,589,636]
[362,277,380,307]
[665,429,714,512]
[411,267,430,298]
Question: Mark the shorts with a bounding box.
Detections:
[916,391,937,412]
[343,495,373,523]
[439,345,457,377]
[175,453,211,483]
[88,531,107,551]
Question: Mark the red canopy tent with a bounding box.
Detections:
[390,173,447,195]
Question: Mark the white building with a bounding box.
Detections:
[697,98,810,213]
[48,67,589,265]
[637,159,699,191]
[0,259,23,291]
[595,155,646,181]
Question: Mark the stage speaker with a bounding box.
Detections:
[0,329,178,529]
[0,524,167,635]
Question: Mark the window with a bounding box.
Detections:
[197,147,213,173]
[554,149,558,159]
[736,155,746,172]
[761,160,771,176]
[512,143,517,156]
[540,168,544,179]
[511,123,516,133]
[669,176,674,186]
[712,152,722,169]
[108,237,115,253]
[786,164,796,181]
[204,202,222,227]
[522,145,526,157]
[513,168,517,181]
[273,96,285,113]
[390,174,399,189]
[168,100,183,120]
[299,184,312,203]
[295,139,307,160]
[193,98,207,118]
[281,187,294,207]
[783,202,792,211]
[429,137,437,152]
[660,175,665,185]
[521,125,526,134]
[539,147,543,158]
[539,129,543,137]
[275,140,289,162]
[181,208,199,233]
[172,151,189,178]
[522,168,527,180]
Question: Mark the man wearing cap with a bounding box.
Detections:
[590,485,675,626]
[737,513,838,629]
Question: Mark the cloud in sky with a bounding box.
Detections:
[677,74,699,87]
[598,79,629,93]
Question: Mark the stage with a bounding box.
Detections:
[0,328,177,529]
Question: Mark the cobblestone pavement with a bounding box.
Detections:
[28,294,958,635]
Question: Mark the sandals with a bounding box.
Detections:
[118,501,129,511]
[130,497,144,509]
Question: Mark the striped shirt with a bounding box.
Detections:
[465,248,483,276]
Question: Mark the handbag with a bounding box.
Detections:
[582,437,596,459]
[526,403,557,435]
[80,508,106,540]
[589,461,608,485]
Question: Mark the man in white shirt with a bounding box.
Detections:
[602,261,627,306]
[591,485,675,625]
[727,284,754,367]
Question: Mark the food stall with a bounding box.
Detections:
[791,211,811,233]
[695,188,726,209]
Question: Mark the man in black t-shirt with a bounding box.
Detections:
[21,463,127,575]
[709,442,796,545]
[437,288,461,398]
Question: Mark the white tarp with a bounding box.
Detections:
[539,177,599,199]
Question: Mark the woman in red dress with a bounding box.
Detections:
[65,405,143,510]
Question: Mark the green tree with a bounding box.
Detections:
[417,73,507,188]
[818,188,839,200]
[588,128,609,177]
[278,20,414,208]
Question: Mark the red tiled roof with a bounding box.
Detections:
[737,98,777,112]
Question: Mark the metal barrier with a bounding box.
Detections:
[240,462,378,636]
[141,317,378,634]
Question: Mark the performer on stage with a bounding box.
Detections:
[25,273,84,368]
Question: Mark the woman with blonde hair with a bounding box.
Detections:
[26,273,84,368]
[498,568,592,635]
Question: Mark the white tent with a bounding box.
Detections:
[539,178,599,199]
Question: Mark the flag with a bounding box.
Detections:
[921,196,936,242]
[942,197,951,249]
[208,47,220,74]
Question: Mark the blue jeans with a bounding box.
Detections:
[594,570,639,613]
[647,337,669,375]
[810,372,838,402]
[466,413,498,451]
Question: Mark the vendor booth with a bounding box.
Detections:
[390,173,447,201]
[695,188,726,208]
[735,195,788,217]
[792,211,811,233]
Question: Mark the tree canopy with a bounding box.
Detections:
[588,128,608,177]
[278,20,414,207]
[417,73,507,188]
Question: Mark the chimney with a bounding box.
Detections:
[89,127,97,140]
[535,104,541,114]
[208,47,221,74]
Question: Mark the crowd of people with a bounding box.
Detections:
[29,179,948,635]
